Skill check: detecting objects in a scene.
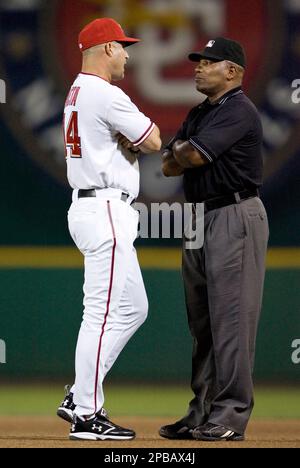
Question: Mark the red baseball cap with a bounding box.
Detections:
[78,18,141,52]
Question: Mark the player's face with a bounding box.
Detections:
[111,42,129,81]
[194,59,230,96]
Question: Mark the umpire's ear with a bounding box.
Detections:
[225,61,245,82]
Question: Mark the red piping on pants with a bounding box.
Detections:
[94,200,116,414]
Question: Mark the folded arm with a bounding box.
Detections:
[161,138,209,177]
[161,149,185,177]
[117,125,162,155]
[172,140,209,168]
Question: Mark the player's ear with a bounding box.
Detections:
[104,42,114,57]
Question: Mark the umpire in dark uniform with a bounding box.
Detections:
[159,38,269,441]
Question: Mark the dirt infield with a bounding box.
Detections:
[0,417,300,448]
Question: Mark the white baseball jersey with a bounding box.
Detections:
[64,72,153,419]
[63,72,155,198]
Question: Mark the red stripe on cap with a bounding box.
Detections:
[94,201,116,414]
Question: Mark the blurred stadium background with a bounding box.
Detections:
[0,0,299,427]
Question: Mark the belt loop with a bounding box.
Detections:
[73,189,78,202]
[121,192,127,203]
[234,192,241,204]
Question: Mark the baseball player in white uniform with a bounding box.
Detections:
[58,18,161,441]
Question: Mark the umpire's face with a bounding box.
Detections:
[195,59,235,97]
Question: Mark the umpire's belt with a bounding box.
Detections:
[193,189,259,213]
[77,188,136,205]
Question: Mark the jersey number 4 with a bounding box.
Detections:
[65,111,82,158]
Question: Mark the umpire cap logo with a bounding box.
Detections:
[206,40,216,48]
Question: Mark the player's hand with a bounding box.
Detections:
[117,133,140,154]
[117,133,132,148]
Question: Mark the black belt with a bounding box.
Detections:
[78,189,136,205]
[193,189,259,213]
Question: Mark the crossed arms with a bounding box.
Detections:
[116,128,209,176]
[118,125,161,154]
[162,140,209,177]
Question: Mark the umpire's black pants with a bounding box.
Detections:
[181,197,269,434]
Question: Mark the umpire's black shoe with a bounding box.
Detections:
[57,385,76,423]
[159,420,194,440]
[192,423,244,441]
[70,414,136,441]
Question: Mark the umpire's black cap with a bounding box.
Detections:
[189,37,246,68]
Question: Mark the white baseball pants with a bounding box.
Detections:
[68,189,148,417]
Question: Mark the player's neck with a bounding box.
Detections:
[81,66,111,83]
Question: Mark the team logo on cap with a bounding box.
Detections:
[206,40,215,48]
[0,0,298,200]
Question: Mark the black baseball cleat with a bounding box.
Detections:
[192,423,245,441]
[57,385,76,423]
[57,386,110,425]
[159,420,194,440]
[69,413,136,441]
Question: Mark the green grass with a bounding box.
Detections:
[0,384,299,419]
